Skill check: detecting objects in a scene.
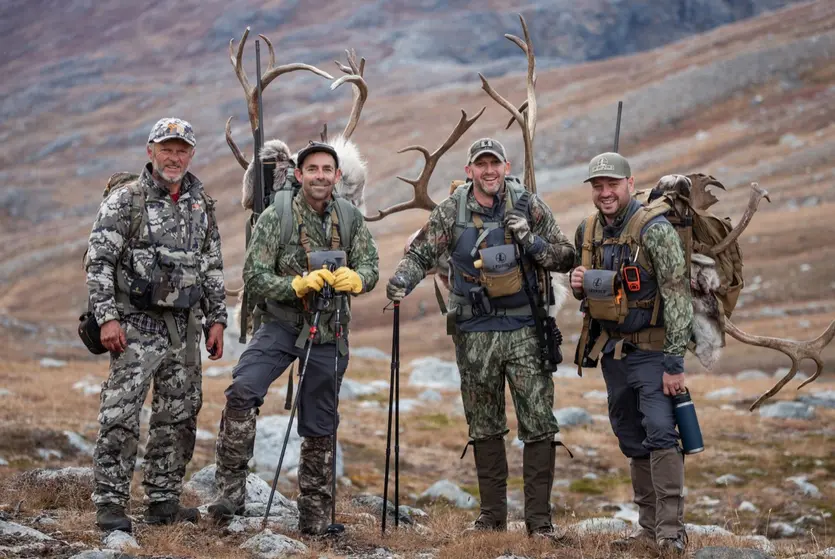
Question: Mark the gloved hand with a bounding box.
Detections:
[332,267,363,294]
[505,211,535,248]
[291,268,336,298]
[386,275,409,302]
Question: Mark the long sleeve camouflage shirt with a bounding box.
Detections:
[242,192,379,344]
[572,202,693,372]
[394,181,575,291]
[85,164,227,334]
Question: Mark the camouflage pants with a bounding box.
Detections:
[453,327,560,443]
[92,320,202,508]
[298,435,334,535]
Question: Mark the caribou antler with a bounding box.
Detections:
[709,182,771,257]
[330,49,368,140]
[319,123,329,143]
[225,117,250,169]
[479,14,538,193]
[224,27,333,168]
[724,319,835,410]
[364,107,486,222]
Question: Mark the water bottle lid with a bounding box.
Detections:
[672,389,692,405]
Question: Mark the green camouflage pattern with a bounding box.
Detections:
[92,321,202,507]
[297,435,333,535]
[85,163,227,327]
[214,407,257,509]
[243,193,379,344]
[393,182,574,292]
[454,327,560,443]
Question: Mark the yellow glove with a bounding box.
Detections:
[332,267,363,294]
[291,268,336,298]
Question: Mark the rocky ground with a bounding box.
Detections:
[0,356,832,558]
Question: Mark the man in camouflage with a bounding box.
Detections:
[387,139,575,539]
[208,142,379,536]
[86,118,227,532]
[570,152,693,555]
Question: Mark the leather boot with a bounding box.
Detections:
[209,406,256,524]
[145,501,200,525]
[651,447,687,551]
[298,436,333,536]
[523,439,557,536]
[96,503,132,533]
[465,438,507,532]
[611,456,656,551]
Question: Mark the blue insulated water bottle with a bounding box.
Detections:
[673,389,704,454]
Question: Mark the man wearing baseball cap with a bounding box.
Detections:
[386,137,576,541]
[85,117,227,532]
[570,152,693,555]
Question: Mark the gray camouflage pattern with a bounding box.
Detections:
[454,327,560,443]
[214,407,257,509]
[297,435,333,535]
[85,163,227,328]
[92,321,202,506]
[147,117,196,146]
[243,192,378,344]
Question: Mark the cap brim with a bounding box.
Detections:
[583,172,627,183]
[150,135,196,147]
[469,149,506,163]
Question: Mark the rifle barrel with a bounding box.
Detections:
[613,101,623,153]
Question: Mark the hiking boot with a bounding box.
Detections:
[144,501,201,525]
[657,536,686,556]
[610,528,655,551]
[522,439,557,534]
[96,503,132,533]
[207,497,241,524]
[465,438,508,533]
[529,524,573,545]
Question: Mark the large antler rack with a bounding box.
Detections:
[224,27,334,169]
[364,107,486,222]
[478,14,538,194]
[330,49,368,140]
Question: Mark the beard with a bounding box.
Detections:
[304,180,334,201]
[152,159,188,185]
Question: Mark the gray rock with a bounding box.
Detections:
[582,390,608,400]
[793,515,825,527]
[766,521,799,538]
[0,389,13,397]
[418,480,477,509]
[694,547,774,559]
[26,466,94,483]
[553,407,593,427]
[797,390,835,409]
[102,530,139,551]
[418,389,443,402]
[227,515,298,533]
[69,552,132,559]
[203,364,234,378]
[737,535,775,554]
[64,431,95,456]
[185,464,295,511]
[340,378,383,401]
[736,369,768,380]
[37,448,62,460]
[573,517,628,535]
[352,346,391,361]
[778,133,805,149]
[738,501,759,513]
[758,401,815,420]
[240,529,308,558]
[351,494,426,525]
[785,475,820,498]
[72,377,102,396]
[253,415,344,477]
[0,457,8,466]
[408,357,460,389]
[773,368,809,382]
[716,474,745,486]
[707,387,741,400]
[685,523,733,536]
[0,520,53,540]
[38,357,67,368]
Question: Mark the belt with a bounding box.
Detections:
[588,327,666,361]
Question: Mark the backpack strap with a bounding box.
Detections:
[275,190,296,246]
[450,183,471,252]
[332,196,355,250]
[620,202,669,273]
[580,214,599,269]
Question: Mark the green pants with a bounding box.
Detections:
[453,327,560,443]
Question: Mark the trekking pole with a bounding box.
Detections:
[262,306,324,526]
[613,100,623,153]
[326,298,345,536]
[381,302,400,534]
[393,302,400,529]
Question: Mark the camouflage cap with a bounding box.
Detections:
[468,138,507,164]
[584,152,631,182]
[147,118,196,147]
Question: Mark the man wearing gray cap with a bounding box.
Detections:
[386,138,575,540]
[85,117,227,532]
[570,152,692,554]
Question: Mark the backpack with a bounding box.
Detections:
[633,173,744,319]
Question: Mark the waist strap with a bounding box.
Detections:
[448,293,532,320]
[116,292,200,366]
[588,327,666,361]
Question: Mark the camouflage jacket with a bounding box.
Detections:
[85,164,227,331]
[242,192,379,344]
[572,201,693,372]
[394,180,575,295]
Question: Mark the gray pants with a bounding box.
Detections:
[224,320,348,437]
[601,348,679,458]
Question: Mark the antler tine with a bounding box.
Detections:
[261,62,333,91]
[508,14,537,140]
[709,183,771,256]
[229,28,256,131]
[258,33,276,71]
[506,100,529,130]
[225,116,250,169]
[724,319,835,410]
[364,107,486,222]
[330,71,368,140]
[320,123,329,143]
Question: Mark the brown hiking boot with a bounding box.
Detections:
[610,528,656,551]
[463,438,508,533]
[657,536,686,556]
[208,497,242,524]
[144,501,201,525]
[96,503,132,533]
[530,524,574,545]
